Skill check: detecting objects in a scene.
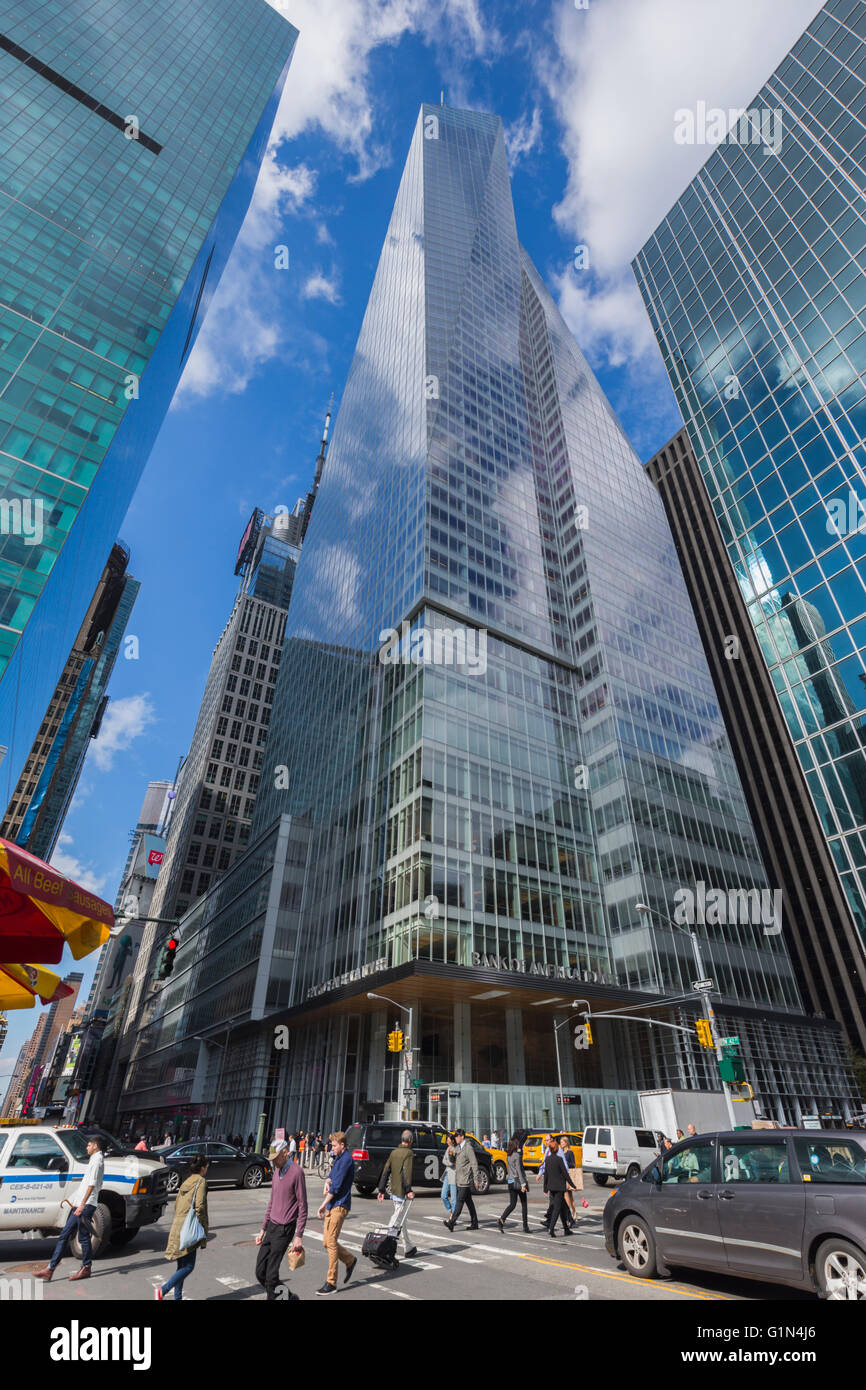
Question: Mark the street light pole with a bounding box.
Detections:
[636,903,737,1129]
[368,993,414,1120]
[552,1005,582,1133]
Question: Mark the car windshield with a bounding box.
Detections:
[56,1129,92,1161]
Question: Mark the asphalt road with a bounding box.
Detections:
[0,1173,816,1303]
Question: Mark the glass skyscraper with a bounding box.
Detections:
[121,105,856,1138]
[633,0,866,948]
[0,0,298,796]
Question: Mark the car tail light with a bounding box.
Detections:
[353,1149,369,1161]
[613,1150,618,1163]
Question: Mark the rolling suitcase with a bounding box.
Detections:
[362,1194,412,1270]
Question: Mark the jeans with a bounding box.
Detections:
[441,1174,457,1214]
[256,1219,296,1300]
[389,1195,414,1254]
[323,1206,353,1285]
[500,1186,528,1227]
[162,1250,196,1301]
[50,1203,95,1269]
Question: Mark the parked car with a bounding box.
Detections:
[161,1139,271,1193]
[522,1131,584,1171]
[603,1129,866,1299]
[582,1124,658,1184]
[345,1120,493,1196]
[0,1123,168,1256]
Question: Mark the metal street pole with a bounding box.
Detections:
[553,1024,566,1133]
[685,928,737,1130]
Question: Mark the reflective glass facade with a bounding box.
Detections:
[250,105,799,1013]
[0,0,297,791]
[633,0,866,943]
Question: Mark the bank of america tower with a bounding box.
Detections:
[123,107,855,1138]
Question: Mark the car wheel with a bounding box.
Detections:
[475,1167,490,1195]
[355,1184,376,1198]
[71,1201,111,1261]
[166,1169,181,1195]
[626,1164,641,1181]
[492,1161,508,1184]
[618,1216,658,1279]
[243,1165,264,1189]
[815,1238,866,1300]
[593,1174,608,1186]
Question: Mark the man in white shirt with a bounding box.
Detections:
[35,1135,105,1282]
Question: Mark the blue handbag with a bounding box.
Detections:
[179,1179,206,1249]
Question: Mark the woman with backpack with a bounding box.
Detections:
[156,1154,212,1300]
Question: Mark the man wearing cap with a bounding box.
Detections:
[255,1138,306,1300]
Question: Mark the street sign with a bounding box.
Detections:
[719,1035,740,1047]
[449,1090,461,1098]
[402,1089,414,1098]
[411,1078,425,1089]
[692,978,714,992]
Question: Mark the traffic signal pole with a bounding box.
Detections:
[686,927,738,1130]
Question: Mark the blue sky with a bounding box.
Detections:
[2,0,824,1074]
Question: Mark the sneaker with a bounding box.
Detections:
[344,1257,357,1285]
[316,1283,337,1296]
[404,1246,418,1258]
[153,1286,164,1301]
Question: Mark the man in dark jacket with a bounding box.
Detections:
[543,1137,577,1238]
[376,1130,417,1258]
[444,1128,480,1233]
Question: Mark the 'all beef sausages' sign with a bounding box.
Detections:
[3,842,114,924]
[471,952,615,986]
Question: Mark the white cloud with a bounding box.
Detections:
[302,270,342,304]
[540,0,825,367]
[178,0,492,402]
[505,106,542,168]
[50,833,112,897]
[89,694,156,772]
[316,222,335,246]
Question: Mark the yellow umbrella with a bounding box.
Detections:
[0,837,113,965]
[0,961,74,1010]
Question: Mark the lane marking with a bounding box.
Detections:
[368,1284,416,1299]
[516,1252,734,1300]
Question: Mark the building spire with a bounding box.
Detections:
[301,395,333,540]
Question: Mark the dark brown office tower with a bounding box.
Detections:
[647,428,866,1051]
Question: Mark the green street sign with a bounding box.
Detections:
[719,1036,740,1047]
[411,1078,425,1088]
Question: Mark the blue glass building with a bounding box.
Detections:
[120,106,856,1138]
[633,0,866,949]
[0,0,297,797]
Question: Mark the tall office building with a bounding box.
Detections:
[0,0,298,799]
[0,971,83,1117]
[648,429,866,1048]
[633,0,866,968]
[121,106,856,1139]
[0,542,139,857]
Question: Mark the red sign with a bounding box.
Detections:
[147,850,164,866]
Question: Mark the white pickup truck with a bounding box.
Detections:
[0,1124,169,1258]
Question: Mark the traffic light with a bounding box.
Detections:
[584,1020,593,1046]
[695,1017,714,1049]
[155,935,180,981]
[387,1029,404,1053]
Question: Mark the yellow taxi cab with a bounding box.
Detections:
[522,1130,583,1171]
[466,1132,509,1183]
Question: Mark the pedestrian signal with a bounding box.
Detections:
[387,1029,404,1053]
[695,1018,714,1049]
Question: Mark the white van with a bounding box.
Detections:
[581,1125,658,1184]
[0,1124,168,1257]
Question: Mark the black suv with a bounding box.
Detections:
[345,1121,492,1197]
